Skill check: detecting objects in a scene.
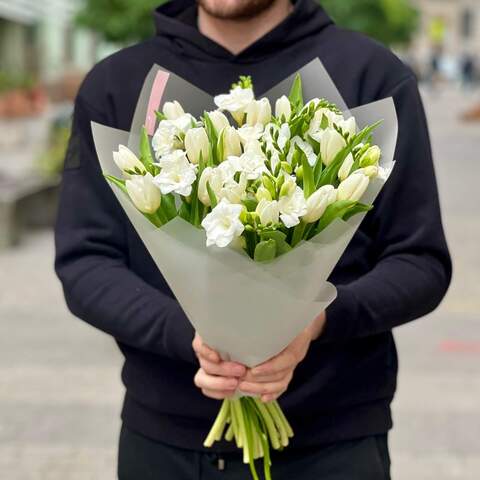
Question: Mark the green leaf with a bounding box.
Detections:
[288,74,304,112]
[216,128,225,166]
[315,200,359,233]
[260,230,292,256]
[254,239,277,262]
[300,148,315,198]
[160,193,177,220]
[206,181,218,208]
[178,202,191,222]
[139,127,154,169]
[343,202,374,221]
[242,197,258,212]
[320,113,330,130]
[104,174,127,194]
[155,111,167,122]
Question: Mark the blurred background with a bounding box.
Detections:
[0,1,479,479]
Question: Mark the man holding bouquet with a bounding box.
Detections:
[55,0,451,478]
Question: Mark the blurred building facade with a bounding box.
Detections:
[411,0,480,78]
[0,0,102,82]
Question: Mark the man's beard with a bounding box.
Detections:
[197,0,278,20]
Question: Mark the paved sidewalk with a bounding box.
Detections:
[0,87,479,479]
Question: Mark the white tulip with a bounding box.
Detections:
[113,145,146,177]
[356,165,379,178]
[256,199,280,225]
[126,173,161,214]
[208,110,230,134]
[359,145,381,167]
[315,128,347,166]
[201,199,245,248]
[221,126,242,161]
[245,98,272,127]
[338,153,355,181]
[337,172,370,202]
[198,167,216,206]
[303,185,337,223]
[278,186,308,228]
[153,150,197,197]
[162,100,185,120]
[198,165,246,206]
[275,95,292,121]
[184,127,210,164]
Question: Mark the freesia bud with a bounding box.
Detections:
[337,172,370,202]
[319,128,346,166]
[338,117,357,138]
[256,199,280,225]
[275,95,292,122]
[162,100,185,120]
[303,185,337,223]
[185,127,210,164]
[113,145,146,177]
[338,153,354,181]
[221,126,242,161]
[208,110,230,134]
[356,166,379,178]
[359,145,381,167]
[246,98,272,127]
[256,186,272,202]
[126,173,161,214]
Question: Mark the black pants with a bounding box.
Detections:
[118,425,391,480]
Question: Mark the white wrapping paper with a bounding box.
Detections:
[92,59,398,367]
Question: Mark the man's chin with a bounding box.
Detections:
[197,0,278,20]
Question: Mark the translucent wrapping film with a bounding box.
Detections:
[92,59,398,367]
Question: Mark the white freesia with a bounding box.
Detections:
[302,185,337,223]
[208,110,230,134]
[278,185,308,228]
[308,107,344,134]
[287,136,317,166]
[228,141,267,180]
[185,127,210,164]
[151,114,195,159]
[263,123,291,151]
[337,116,357,138]
[113,145,146,177]
[220,126,242,161]
[238,124,264,145]
[214,86,255,124]
[337,171,370,202]
[338,153,355,181]
[153,150,197,197]
[125,173,161,214]
[245,98,272,127]
[275,95,292,121]
[314,128,346,166]
[162,100,185,120]
[201,199,245,248]
[256,199,280,225]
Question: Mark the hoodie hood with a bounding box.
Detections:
[153,0,333,63]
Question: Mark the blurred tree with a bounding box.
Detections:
[77,0,418,47]
[321,0,418,47]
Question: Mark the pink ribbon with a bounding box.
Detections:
[145,71,170,135]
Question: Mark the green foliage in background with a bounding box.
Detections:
[0,71,35,94]
[77,0,418,47]
[77,0,167,43]
[37,125,71,177]
[321,0,419,47]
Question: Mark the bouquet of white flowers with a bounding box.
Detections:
[92,59,397,480]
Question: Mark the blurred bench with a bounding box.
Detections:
[0,174,59,249]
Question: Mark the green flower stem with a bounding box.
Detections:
[291,221,307,247]
[203,399,230,448]
[265,402,288,447]
[225,422,234,442]
[271,401,294,438]
[241,400,260,480]
[253,399,281,450]
[247,399,272,480]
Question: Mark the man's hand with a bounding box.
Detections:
[193,334,246,400]
[238,311,327,403]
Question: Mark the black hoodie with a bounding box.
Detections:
[55,0,451,451]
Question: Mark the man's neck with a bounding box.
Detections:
[198,1,294,55]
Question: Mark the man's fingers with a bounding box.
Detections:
[238,372,292,396]
[241,369,288,383]
[192,335,220,363]
[201,388,237,400]
[194,368,239,392]
[251,351,297,377]
[200,358,246,378]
